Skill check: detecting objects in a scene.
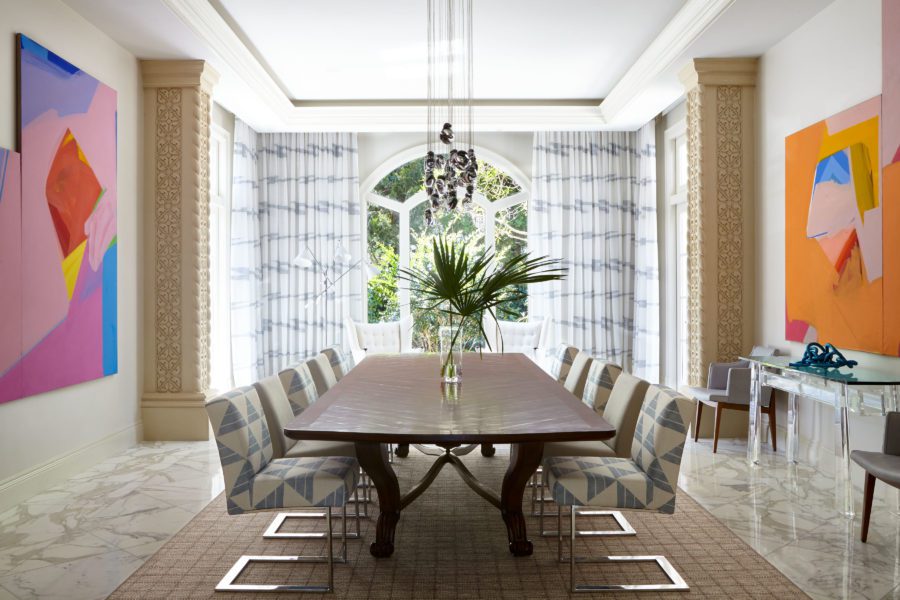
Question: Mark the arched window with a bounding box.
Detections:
[363,147,529,351]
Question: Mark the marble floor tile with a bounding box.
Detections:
[0,549,143,600]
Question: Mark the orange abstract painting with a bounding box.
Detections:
[785,97,891,355]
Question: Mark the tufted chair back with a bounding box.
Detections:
[483,315,549,361]
[345,316,413,363]
[205,386,274,514]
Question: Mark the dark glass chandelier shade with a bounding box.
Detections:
[424,0,476,226]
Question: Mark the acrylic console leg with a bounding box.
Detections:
[835,383,854,518]
[787,393,799,464]
[748,361,762,465]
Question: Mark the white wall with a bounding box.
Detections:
[0,0,142,506]
[757,0,890,473]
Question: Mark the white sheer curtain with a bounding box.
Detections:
[529,123,659,381]
[230,120,362,385]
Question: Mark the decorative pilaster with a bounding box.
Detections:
[680,58,757,387]
[141,61,219,440]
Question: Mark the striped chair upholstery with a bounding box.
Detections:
[320,345,355,381]
[206,386,359,515]
[548,344,579,383]
[278,362,319,413]
[546,385,693,514]
[581,361,623,413]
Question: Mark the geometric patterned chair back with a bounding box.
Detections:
[320,344,354,380]
[307,354,339,396]
[205,386,274,514]
[630,385,694,508]
[278,362,319,415]
[581,361,623,413]
[563,351,594,399]
[600,372,650,457]
[548,344,580,383]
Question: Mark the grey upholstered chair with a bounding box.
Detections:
[544,385,694,592]
[320,344,355,381]
[547,344,579,383]
[687,345,777,453]
[206,386,359,592]
[852,412,900,542]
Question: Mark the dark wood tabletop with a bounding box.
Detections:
[283,352,615,560]
[284,353,615,444]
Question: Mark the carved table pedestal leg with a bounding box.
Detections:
[500,441,543,556]
[355,442,401,557]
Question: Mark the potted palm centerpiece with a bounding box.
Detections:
[398,238,565,383]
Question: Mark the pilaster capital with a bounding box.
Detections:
[141,59,219,93]
[679,57,758,91]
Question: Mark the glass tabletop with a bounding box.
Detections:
[741,355,900,385]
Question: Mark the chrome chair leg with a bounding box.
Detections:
[541,479,635,538]
[264,506,360,542]
[216,507,337,593]
[561,504,689,593]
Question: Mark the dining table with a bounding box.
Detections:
[284,353,616,558]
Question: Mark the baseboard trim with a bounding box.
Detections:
[0,422,142,512]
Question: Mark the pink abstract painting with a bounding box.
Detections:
[0,35,118,404]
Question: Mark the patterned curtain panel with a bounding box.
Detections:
[529,124,659,382]
[231,120,362,385]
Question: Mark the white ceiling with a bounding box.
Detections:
[216,0,684,101]
[63,0,835,131]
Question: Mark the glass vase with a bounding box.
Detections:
[439,325,462,383]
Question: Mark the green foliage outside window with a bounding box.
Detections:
[366,158,528,351]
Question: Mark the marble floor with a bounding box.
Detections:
[0,437,897,599]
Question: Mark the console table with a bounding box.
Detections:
[743,355,900,517]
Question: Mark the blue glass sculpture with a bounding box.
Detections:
[789,342,858,370]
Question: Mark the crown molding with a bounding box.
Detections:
[599,0,735,123]
[141,59,220,91]
[282,104,608,132]
[678,57,759,89]
[161,0,292,120]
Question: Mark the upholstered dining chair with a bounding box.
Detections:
[562,351,594,399]
[482,315,550,362]
[255,370,363,536]
[320,344,355,381]
[539,370,649,536]
[852,412,900,543]
[544,385,694,592]
[279,363,373,514]
[547,344,580,383]
[206,386,359,593]
[688,345,778,453]
[531,359,621,517]
[345,316,413,364]
[307,353,339,397]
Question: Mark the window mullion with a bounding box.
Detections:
[399,208,411,324]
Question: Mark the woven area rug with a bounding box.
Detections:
[110,447,807,599]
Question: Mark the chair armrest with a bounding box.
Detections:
[885,412,900,456]
[708,361,744,389]
[724,368,751,404]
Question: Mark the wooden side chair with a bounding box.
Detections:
[851,412,900,542]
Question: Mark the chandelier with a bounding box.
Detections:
[423,0,476,226]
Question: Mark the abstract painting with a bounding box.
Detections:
[785,97,887,354]
[0,35,118,404]
[883,0,900,356]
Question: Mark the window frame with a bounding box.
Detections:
[209,123,233,392]
[663,119,688,389]
[360,145,531,327]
